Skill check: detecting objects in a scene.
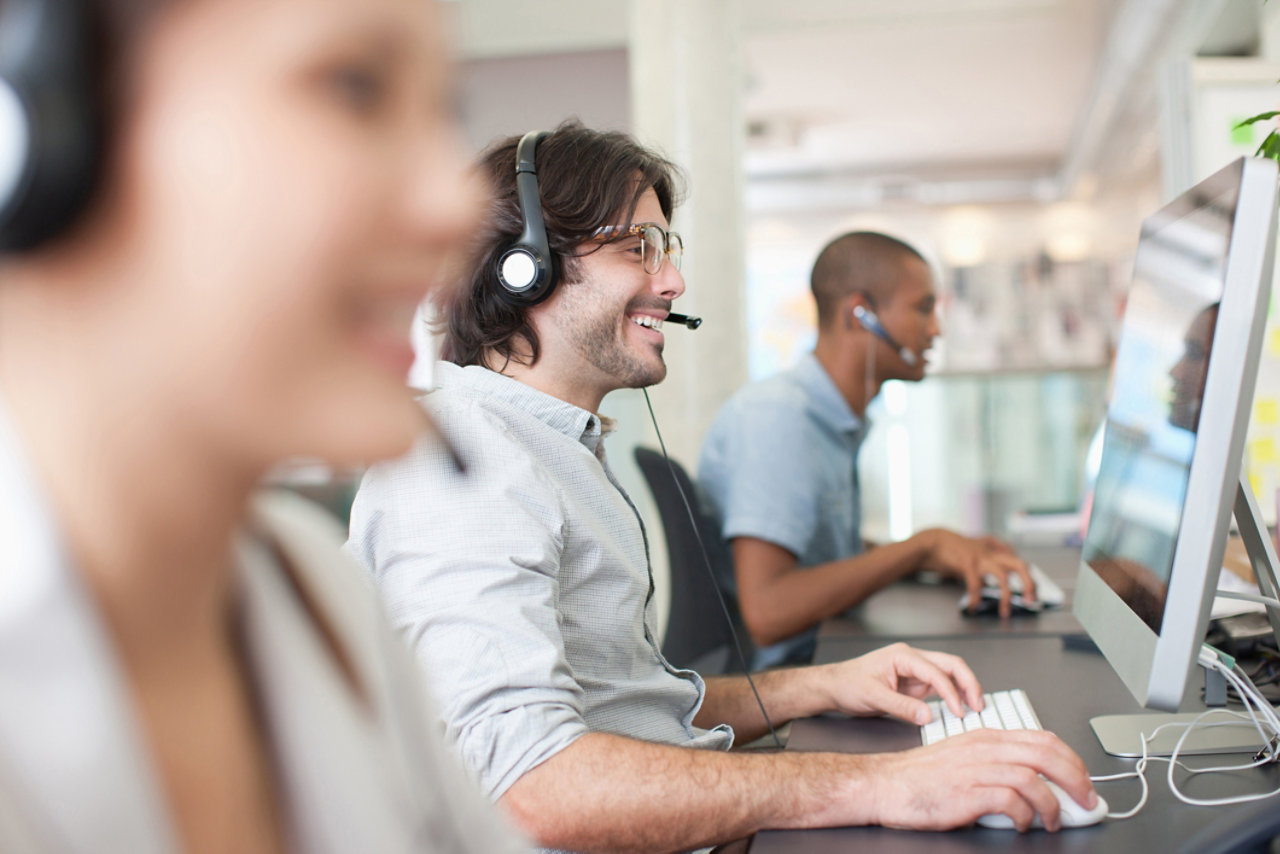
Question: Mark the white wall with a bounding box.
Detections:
[458,49,631,152]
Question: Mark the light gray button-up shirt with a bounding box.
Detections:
[348,362,734,805]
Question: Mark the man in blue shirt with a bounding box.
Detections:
[700,232,1034,666]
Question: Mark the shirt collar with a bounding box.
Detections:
[432,361,609,454]
[794,352,867,436]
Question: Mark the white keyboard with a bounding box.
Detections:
[920,688,1043,745]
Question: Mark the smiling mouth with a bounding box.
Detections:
[631,315,664,331]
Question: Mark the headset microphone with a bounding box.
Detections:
[667,312,702,330]
[850,304,918,366]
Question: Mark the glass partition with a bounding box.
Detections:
[857,367,1110,544]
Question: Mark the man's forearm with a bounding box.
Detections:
[734,536,931,647]
[500,731,877,852]
[695,666,841,741]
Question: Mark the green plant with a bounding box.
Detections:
[1235,111,1280,162]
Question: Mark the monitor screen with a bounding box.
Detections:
[1081,188,1235,635]
[1073,156,1278,713]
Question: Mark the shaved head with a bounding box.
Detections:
[810,231,927,329]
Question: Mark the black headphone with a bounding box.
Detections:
[494,130,558,305]
[0,0,102,252]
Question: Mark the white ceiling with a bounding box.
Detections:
[448,0,1264,205]
[738,0,1114,177]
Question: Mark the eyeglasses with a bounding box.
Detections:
[591,222,683,275]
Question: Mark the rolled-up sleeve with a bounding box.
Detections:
[348,401,589,800]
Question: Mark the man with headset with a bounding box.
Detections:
[699,232,1035,668]
[347,122,1096,852]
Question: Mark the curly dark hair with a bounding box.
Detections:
[437,119,684,370]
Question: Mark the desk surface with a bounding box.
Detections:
[751,635,1280,853]
[818,545,1085,642]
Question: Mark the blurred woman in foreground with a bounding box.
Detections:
[0,0,523,851]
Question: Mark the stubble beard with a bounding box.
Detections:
[558,280,668,391]
[571,310,667,390]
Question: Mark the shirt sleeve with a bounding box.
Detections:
[384,631,533,853]
[347,400,589,801]
[700,395,825,560]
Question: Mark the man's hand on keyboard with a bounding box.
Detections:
[863,728,1098,833]
[914,528,1034,618]
[811,642,983,725]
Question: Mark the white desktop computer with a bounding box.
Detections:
[1073,155,1280,756]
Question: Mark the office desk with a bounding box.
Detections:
[751,635,1280,853]
[819,545,1084,643]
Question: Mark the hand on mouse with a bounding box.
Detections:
[862,729,1099,833]
[914,529,1035,618]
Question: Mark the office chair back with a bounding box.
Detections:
[633,446,749,674]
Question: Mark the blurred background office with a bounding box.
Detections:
[291,0,1280,637]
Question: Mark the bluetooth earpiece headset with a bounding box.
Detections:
[495,130,558,305]
[848,300,919,366]
[0,0,102,252]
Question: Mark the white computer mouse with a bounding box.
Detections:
[975,779,1108,830]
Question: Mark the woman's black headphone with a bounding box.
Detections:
[494,130,558,305]
[0,0,102,252]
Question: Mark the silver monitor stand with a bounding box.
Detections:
[1091,473,1280,757]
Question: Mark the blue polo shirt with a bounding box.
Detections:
[698,353,871,666]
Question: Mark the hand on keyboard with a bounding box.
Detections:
[919,689,1107,830]
[920,689,1042,744]
[820,642,983,725]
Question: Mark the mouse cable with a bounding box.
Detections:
[1091,651,1280,818]
[642,387,783,749]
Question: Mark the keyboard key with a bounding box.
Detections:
[921,689,1044,745]
[1011,690,1042,729]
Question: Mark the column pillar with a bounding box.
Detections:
[604,0,749,470]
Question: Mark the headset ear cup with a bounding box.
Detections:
[0,79,32,222]
[498,247,538,293]
[0,0,103,252]
[494,130,557,305]
[495,243,558,306]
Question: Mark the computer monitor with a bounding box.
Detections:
[1073,156,1280,755]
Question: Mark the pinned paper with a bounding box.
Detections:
[1268,327,1280,356]
[1256,398,1280,426]
[1251,437,1278,465]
